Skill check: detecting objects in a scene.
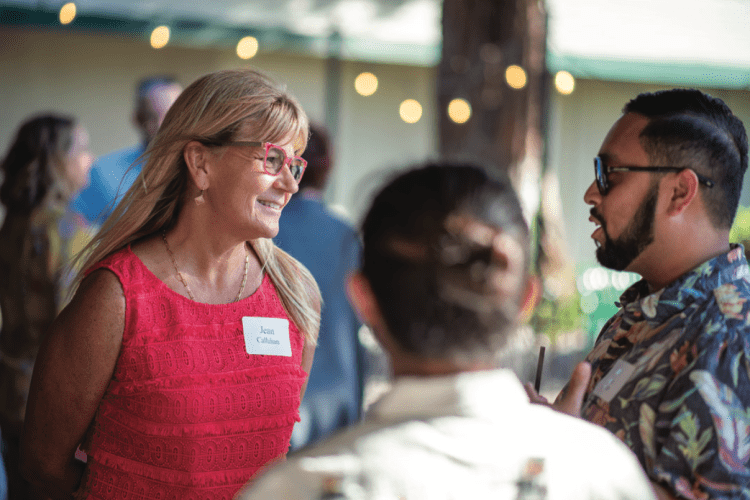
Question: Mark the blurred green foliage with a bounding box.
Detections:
[730,205,750,244]
[530,290,583,342]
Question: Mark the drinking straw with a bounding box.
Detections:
[534,346,545,393]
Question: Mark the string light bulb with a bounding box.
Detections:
[150,26,170,49]
[555,70,575,95]
[505,65,527,89]
[236,36,259,59]
[399,99,423,124]
[354,72,378,96]
[59,2,76,25]
[448,98,472,124]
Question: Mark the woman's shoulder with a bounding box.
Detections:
[88,245,133,271]
[85,241,159,289]
[80,265,126,301]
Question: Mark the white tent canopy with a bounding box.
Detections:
[1,0,748,83]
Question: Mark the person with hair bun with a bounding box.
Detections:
[239,162,654,500]
[0,113,93,500]
[21,69,320,500]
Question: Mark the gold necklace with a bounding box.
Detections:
[162,231,249,302]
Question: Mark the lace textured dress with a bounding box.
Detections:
[75,246,307,500]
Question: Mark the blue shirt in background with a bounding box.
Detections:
[72,143,145,224]
[274,192,365,449]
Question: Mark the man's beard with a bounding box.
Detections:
[594,181,659,271]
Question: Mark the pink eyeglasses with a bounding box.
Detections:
[226,141,307,183]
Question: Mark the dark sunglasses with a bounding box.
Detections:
[594,156,715,195]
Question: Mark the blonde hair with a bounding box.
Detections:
[74,68,320,343]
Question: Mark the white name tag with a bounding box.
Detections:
[591,359,636,402]
[242,317,292,357]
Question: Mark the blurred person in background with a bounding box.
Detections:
[20,68,320,500]
[0,114,93,500]
[527,89,750,500]
[72,76,182,225]
[239,162,655,500]
[274,124,366,450]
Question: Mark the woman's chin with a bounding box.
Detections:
[246,222,279,241]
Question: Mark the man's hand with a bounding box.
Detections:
[524,361,592,418]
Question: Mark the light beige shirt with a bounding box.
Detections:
[238,369,656,500]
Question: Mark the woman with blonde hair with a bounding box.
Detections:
[20,69,320,500]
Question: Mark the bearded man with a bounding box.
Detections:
[530,89,750,500]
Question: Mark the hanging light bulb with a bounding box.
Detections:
[236,36,259,59]
[150,26,170,49]
[555,71,576,95]
[399,99,423,124]
[448,98,472,124]
[59,2,76,25]
[354,72,378,96]
[505,65,527,89]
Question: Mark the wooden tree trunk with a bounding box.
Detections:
[438,0,548,180]
[440,0,581,349]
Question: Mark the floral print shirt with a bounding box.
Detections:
[582,245,750,500]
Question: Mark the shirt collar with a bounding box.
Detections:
[368,369,527,423]
[617,244,749,324]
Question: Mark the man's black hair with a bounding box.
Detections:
[624,88,748,228]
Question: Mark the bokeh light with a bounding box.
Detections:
[399,99,422,124]
[354,72,378,96]
[555,70,576,95]
[150,26,170,49]
[59,3,76,25]
[447,98,472,124]
[505,65,527,89]
[236,36,259,60]
[577,267,639,293]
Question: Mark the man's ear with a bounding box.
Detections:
[184,141,211,191]
[347,272,382,328]
[347,272,407,362]
[667,169,700,216]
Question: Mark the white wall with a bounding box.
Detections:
[0,27,437,223]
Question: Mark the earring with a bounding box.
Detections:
[195,189,205,206]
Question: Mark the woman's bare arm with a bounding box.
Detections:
[20,269,125,499]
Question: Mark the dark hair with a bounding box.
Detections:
[623,89,748,229]
[299,124,332,190]
[361,162,529,363]
[0,114,76,213]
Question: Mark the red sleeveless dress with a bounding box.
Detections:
[75,246,307,500]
